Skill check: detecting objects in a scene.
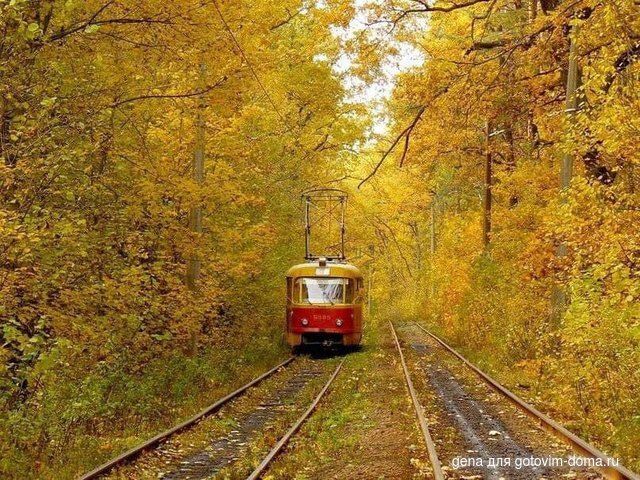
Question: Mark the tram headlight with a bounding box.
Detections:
[336,319,343,327]
[301,318,309,326]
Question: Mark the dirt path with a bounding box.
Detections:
[264,324,431,479]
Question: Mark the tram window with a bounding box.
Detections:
[353,279,363,302]
[286,278,293,302]
[344,279,354,303]
[296,278,353,304]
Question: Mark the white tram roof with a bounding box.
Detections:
[286,261,363,279]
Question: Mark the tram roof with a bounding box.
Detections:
[286,261,363,279]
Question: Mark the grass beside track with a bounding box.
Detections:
[7,323,288,480]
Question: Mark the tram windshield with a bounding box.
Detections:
[295,278,353,305]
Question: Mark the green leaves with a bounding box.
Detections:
[84,24,100,34]
[25,22,41,40]
[150,331,173,341]
[40,97,57,108]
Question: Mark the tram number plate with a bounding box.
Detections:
[315,267,330,276]
[313,314,332,321]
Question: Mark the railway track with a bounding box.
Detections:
[246,358,343,480]
[80,356,343,480]
[390,321,639,480]
[389,320,444,480]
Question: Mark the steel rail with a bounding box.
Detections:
[79,356,295,480]
[413,322,640,480]
[246,358,345,480]
[389,322,445,480]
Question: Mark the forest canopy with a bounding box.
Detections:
[1,0,639,477]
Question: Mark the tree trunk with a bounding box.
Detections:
[483,121,493,249]
[528,0,537,21]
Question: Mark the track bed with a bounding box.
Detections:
[102,357,340,480]
[395,323,605,479]
[80,323,638,480]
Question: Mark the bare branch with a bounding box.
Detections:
[468,22,554,52]
[470,39,509,50]
[358,106,426,189]
[603,40,640,93]
[375,0,491,30]
[48,1,174,42]
[270,8,304,30]
[407,0,490,12]
[398,109,425,167]
[110,76,228,108]
[374,216,414,279]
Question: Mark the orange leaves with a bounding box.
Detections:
[1,1,369,475]
[344,0,639,468]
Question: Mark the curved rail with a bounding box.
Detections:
[412,322,640,480]
[245,358,344,480]
[79,356,295,480]
[389,322,444,480]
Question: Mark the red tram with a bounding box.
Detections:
[286,257,364,348]
[286,188,363,350]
